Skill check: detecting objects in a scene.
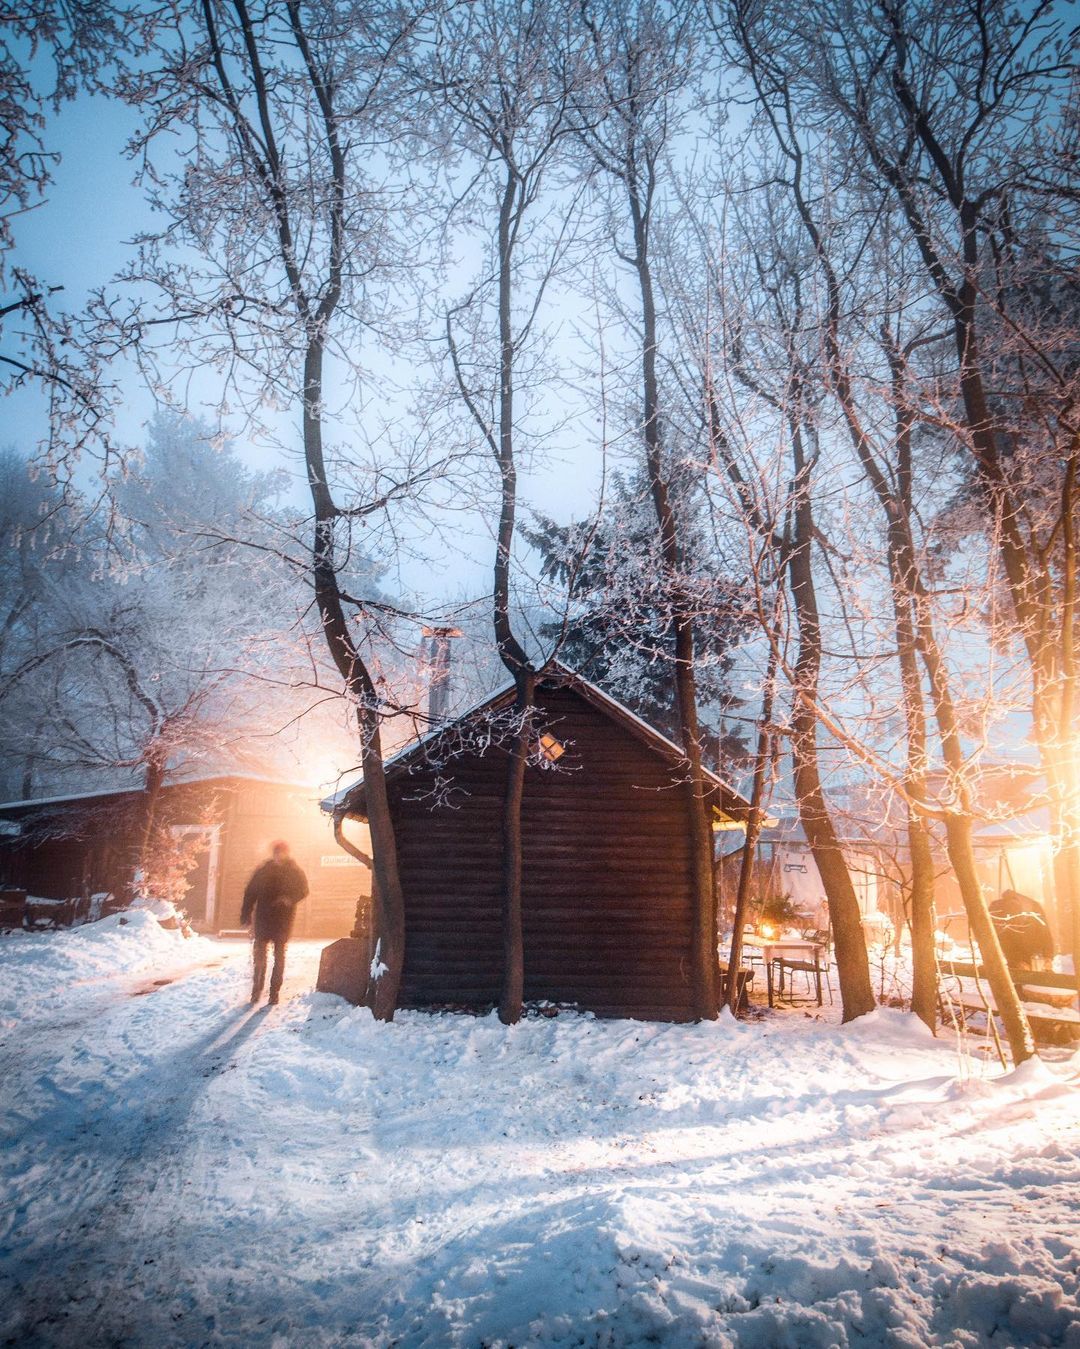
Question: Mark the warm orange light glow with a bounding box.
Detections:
[759,923,778,940]
[538,733,565,763]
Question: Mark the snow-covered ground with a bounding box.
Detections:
[2,920,1079,1347]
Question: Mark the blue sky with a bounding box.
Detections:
[7,82,606,611]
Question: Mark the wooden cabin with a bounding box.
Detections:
[327,667,750,1021]
[0,775,369,939]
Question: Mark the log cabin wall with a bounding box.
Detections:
[0,785,205,902]
[0,778,370,940]
[389,682,698,1021]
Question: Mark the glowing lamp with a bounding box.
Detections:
[538,733,565,763]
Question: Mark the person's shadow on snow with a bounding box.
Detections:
[194,1002,272,1079]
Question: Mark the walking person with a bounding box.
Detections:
[240,840,309,1005]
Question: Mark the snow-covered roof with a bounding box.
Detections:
[325,662,752,820]
[972,807,1052,843]
[0,771,310,816]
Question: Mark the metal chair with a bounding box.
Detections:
[771,946,833,1007]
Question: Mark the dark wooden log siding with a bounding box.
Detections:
[391,683,699,1020]
[0,778,368,940]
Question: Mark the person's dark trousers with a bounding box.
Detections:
[252,938,288,1002]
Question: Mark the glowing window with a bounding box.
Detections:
[538,733,565,763]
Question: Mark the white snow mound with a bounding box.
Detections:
[0,908,210,1023]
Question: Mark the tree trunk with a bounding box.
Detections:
[907,571,1037,1063]
[726,651,777,1013]
[889,539,938,1031]
[302,340,406,1022]
[631,187,717,1020]
[885,519,938,1031]
[942,814,1035,1064]
[674,611,721,1019]
[499,669,535,1023]
[490,162,535,1025]
[907,817,938,1029]
[1040,449,1080,986]
[787,424,875,1022]
[133,753,167,899]
[791,704,875,1021]
[358,726,405,1022]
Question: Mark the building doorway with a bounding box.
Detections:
[170,825,221,927]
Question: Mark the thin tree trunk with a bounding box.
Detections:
[726,647,777,1013]
[491,162,535,1026]
[883,347,939,1030]
[787,422,875,1022]
[500,669,535,1023]
[1047,449,1080,983]
[907,817,938,1028]
[134,752,167,899]
[630,184,717,1020]
[906,567,1036,1064]
[302,340,405,1022]
[884,469,937,1029]
[673,609,721,1019]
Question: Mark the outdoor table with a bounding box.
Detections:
[742,938,826,1007]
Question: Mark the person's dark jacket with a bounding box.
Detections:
[989,889,1054,969]
[241,858,309,941]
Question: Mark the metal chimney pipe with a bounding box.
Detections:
[422,626,462,725]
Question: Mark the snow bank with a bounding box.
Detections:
[199,994,1079,1347]
[3,944,1079,1347]
[0,908,210,1024]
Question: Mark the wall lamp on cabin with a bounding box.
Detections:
[538,733,565,764]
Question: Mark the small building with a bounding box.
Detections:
[328,667,751,1021]
[749,816,890,934]
[914,764,1063,952]
[0,775,369,939]
[933,808,1059,950]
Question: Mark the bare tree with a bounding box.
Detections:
[0,3,151,471]
[719,0,1077,1050]
[576,0,721,1019]
[0,416,322,897]
[674,176,876,1021]
[420,0,585,1023]
[724,637,778,1013]
[716,21,986,1032]
[94,1,441,1019]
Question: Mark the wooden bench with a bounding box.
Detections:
[941,960,1080,1045]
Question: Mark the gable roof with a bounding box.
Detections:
[326,663,753,824]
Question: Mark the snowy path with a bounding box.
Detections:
[0,934,261,1342]
[2,922,1080,1347]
